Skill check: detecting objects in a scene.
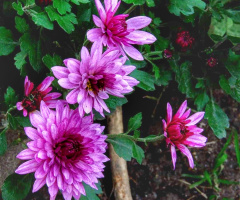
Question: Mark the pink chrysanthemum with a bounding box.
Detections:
[175,31,194,51]
[15,101,109,200]
[52,43,139,117]
[162,100,207,169]
[87,0,156,61]
[16,76,61,117]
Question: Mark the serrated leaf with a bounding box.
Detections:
[108,137,134,161]
[233,129,240,167]
[168,0,206,16]
[177,61,195,98]
[12,2,24,16]
[53,0,71,15]
[7,114,18,130]
[2,173,33,200]
[130,69,155,91]
[132,143,144,164]
[194,91,209,111]
[4,87,18,108]
[127,112,142,133]
[155,69,172,86]
[14,51,27,70]
[80,182,102,200]
[105,95,128,110]
[42,54,63,69]
[0,27,17,56]
[0,129,8,156]
[15,17,29,33]
[32,12,54,30]
[205,101,229,138]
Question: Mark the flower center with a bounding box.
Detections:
[87,78,105,94]
[107,16,128,36]
[180,124,187,135]
[22,90,43,112]
[54,138,82,159]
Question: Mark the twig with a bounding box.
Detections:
[152,86,166,118]
[107,106,133,200]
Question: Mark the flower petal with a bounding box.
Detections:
[15,159,39,174]
[186,112,205,126]
[171,145,177,170]
[58,78,78,89]
[52,66,69,79]
[177,144,194,168]
[174,100,187,119]
[167,103,172,124]
[126,16,152,30]
[121,44,143,61]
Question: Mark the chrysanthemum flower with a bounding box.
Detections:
[87,0,156,60]
[15,101,109,200]
[52,43,139,117]
[162,100,207,169]
[175,31,194,51]
[16,76,61,117]
[163,49,173,59]
[207,57,218,67]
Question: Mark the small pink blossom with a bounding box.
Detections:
[207,57,218,67]
[87,0,156,60]
[16,76,61,117]
[15,101,109,200]
[175,30,194,51]
[162,100,207,169]
[52,43,139,117]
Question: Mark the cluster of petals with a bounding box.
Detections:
[162,100,207,169]
[52,43,139,117]
[15,101,109,200]
[207,57,218,67]
[175,30,194,51]
[87,0,157,60]
[16,76,61,117]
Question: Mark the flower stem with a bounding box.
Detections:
[22,3,36,11]
[6,106,17,115]
[144,51,163,57]
[107,133,165,143]
[124,5,137,14]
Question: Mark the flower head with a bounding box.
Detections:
[52,43,139,117]
[87,0,156,60]
[15,101,109,200]
[175,31,194,51]
[207,57,218,67]
[162,100,207,169]
[35,0,52,7]
[16,76,61,117]
[163,49,173,59]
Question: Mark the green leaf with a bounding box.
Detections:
[15,17,29,33]
[0,129,8,156]
[71,0,90,4]
[225,50,240,79]
[122,0,145,5]
[4,87,18,108]
[155,69,172,86]
[204,171,212,186]
[7,114,18,130]
[46,6,77,33]
[14,51,27,70]
[20,33,42,72]
[12,2,24,16]
[105,95,128,110]
[146,0,155,7]
[205,101,229,138]
[42,54,63,69]
[124,58,147,69]
[189,178,206,189]
[218,179,240,185]
[233,129,240,167]
[152,63,160,79]
[0,27,17,56]
[53,0,71,15]
[130,69,155,91]
[77,4,92,22]
[194,91,209,111]
[132,143,144,164]
[213,153,227,171]
[32,12,54,30]
[176,61,195,98]
[181,173,203,179]
[2,173,33,200]
[133,130,140,139]
[80,182,102,200]
[168,0,206,16]
[127,113,142,133]
[15,117,32,127]
[108,137,134,161]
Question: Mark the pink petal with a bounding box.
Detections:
[40,101,51,119]
[16,149,35,160]
[121,65,136,75]
[93,15,104,28]
[177,144,194,168]
[66,88,79,104]
[171,145,177,170]
[174,100,187,119]
[37,77,54,91]
[126,30,157,45]
[186,112,205,126]
[181,108,191,119]
[58,78,78,89]
[87,28,103,43]
[83,96,93,114]
[126,16,152,30]
[24,127,40,140]
[166,103,172,124]
[68,73,81,85]
[162,119,167,130]
[15,159,39,174]
[44,92,61,100]
[64,58,80,74]
[184,134,207,147]
[30,111,46,128]
[16,102,23,111]
[95,0,106,21]
[24,76,34,96]
[32,178,46,192]
[52,66,69,79]
[121,44,143,61]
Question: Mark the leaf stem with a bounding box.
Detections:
[107,133,165,143]
[144,51,163,57]
[6,106,17,115]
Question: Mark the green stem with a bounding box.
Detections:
[22,3,36,10]
[124,5,137,14]
[144,51,163,57]
[212,35,227,50]
[6,106,17,115]
[107,133,165,143]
